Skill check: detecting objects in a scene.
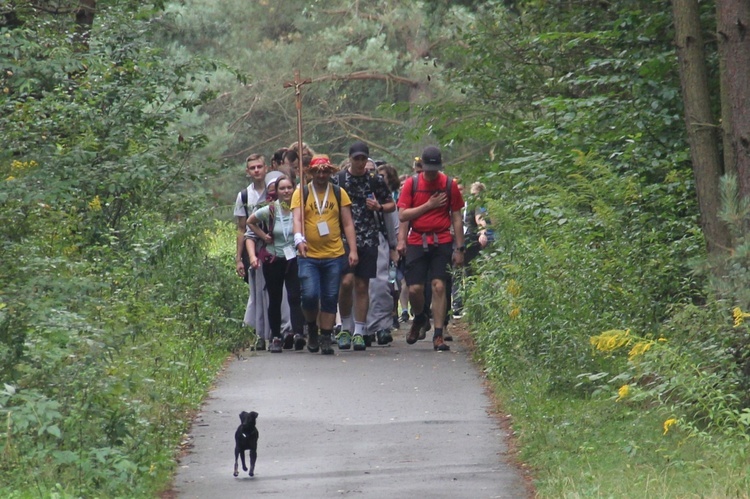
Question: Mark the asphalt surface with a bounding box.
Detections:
[171,325,530,499]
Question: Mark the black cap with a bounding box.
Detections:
[421,146,443,171]
[349,141,370,158]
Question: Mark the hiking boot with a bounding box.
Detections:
[352,334,366,351]
[293,333,306,351]
[377,329,393,345]
[433,336,450,352]
[364,333,373,348]
[269,337,283,353]
[392,315,400,330]
[307,330,319,353]
[407,315,427,344]
[337,330,352,350]
[399,310,410,323]
[418,319,431,340]
[444,333,453,342]
[320,333,334,355]
[282,332,294,350]
[253,337,266,351]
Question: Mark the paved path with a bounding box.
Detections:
[171,327,529,499]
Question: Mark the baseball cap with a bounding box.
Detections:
[421,146,443,171]
[348,141,370,158]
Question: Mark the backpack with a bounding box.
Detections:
[409,172,453,211]
[255,203,277,264]
[336,169,387,235]
[239,187,268,281]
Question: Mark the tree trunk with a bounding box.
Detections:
[672,0,731,255]
[717,0,750,199]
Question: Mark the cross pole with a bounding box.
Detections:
[283,69,312,237]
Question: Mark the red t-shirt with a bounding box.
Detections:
[397,173,465,245]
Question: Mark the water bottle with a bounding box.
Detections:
[388,260,397,285]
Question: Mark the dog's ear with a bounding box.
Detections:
[250,411,258,420]
[239,411,249,423]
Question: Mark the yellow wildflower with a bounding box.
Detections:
[5,176,15,181]
[628,340,654,361]
[590,329,631,353]
[88,195,102,211]
[733,307,750,327]
[616,384,630,401]
[509,305,521,320]
[663,418,677,435]
[506,279,521,297]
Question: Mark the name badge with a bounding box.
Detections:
[283,246,296,260]
[317,221,330,236]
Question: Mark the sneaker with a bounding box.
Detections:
[282,333,294,350]
[364,333,373,347]
[399,310,410,323]
[352,334,366,351]
[269,337,283,353]
[320,333,334,355]
[334,324,342,335]
[253,337,266,351]
[337,330,352,350]
[407,315,427,344]
[392,316,400,330]
[377,329,394,345]
[307,330,319,353]
[418,320,431,340]
[293,333,306,351]
[433,336,450,351]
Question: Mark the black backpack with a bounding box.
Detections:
[410,172,453,210]
[336,169,387,235]
[239,188,268,282]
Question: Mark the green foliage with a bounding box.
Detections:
[0,4,249,496]
[445,0,750,495]
[159,0,469,176]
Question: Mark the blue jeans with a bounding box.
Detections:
[298,256,347,314]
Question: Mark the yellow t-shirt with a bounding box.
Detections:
[290,183,351,259]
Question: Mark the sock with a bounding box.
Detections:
[320,328,333,341]
[306,321,318,337]
[433,327,444,339]
[340,314,354,332]
[354,321,366,336]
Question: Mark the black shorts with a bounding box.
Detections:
[404,242,453,286]
[342,245,379,279]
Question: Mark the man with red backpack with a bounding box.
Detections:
[397,146,465,352]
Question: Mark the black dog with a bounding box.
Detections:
[233,411,259,477]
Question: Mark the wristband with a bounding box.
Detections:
[294,233,306,246]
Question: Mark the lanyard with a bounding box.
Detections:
[311,182,330,217]
[278,201,292,243]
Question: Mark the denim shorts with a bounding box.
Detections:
[298,255,347,314]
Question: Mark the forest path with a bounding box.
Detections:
[169,323,531,499]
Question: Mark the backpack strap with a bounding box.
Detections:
[411,172,453,212]
[241,188,249,218]
[302,182,343,231]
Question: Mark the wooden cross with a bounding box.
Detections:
[283,70,312,236]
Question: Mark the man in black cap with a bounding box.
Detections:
[396,146,465,351]
[334,141,396,351]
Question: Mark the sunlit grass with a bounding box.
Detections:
[492,373,750,498]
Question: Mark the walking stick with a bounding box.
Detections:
[283,70,312,238]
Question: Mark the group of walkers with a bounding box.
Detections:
[234,141,492,355]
